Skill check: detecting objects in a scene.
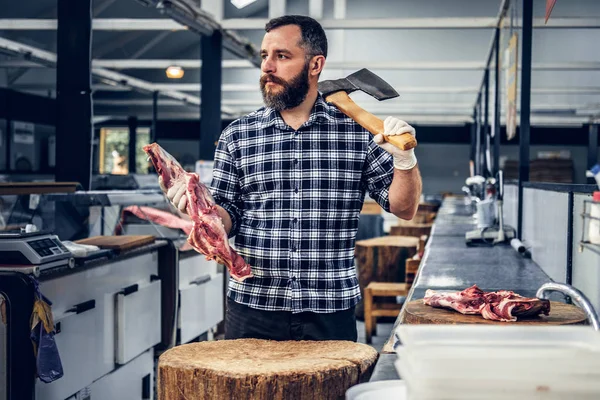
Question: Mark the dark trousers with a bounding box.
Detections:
[224,297,358,342]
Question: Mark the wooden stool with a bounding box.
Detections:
[364,282,410,344]
[354,236,419,319]
[390,221,432,238]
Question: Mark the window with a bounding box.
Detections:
[99,127,151,174]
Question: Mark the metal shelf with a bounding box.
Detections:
[43,190,166,207]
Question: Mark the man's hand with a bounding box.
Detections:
[373,117,417,170]
[159,176,188,213]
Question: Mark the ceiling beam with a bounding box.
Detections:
[0,36,236,115]
[12,81,600,95]
[92,99,600,111]
[1,17,599,31]
[4,59,599,71]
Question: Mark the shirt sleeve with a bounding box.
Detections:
[362,136,395,213]
[210,129,243,238]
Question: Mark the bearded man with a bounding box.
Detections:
[164,15,422,341]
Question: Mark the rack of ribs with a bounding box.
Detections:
[144,143,253,282]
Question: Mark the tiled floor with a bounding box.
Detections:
[356,320,395,353]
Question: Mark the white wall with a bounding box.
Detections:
[572,193,600,313]
[522,188,570,283]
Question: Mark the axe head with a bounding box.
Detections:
[318,68,399,100]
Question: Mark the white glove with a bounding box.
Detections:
[373,116,417,170]
[159,176,188,213]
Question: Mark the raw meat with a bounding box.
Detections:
[143,143,253,281]
[115,206,194,251]
[423,285,550,322]
[422,285,486,315]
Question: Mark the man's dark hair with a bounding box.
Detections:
[265,15,328,59]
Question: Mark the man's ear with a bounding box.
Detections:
[310,55,325,77]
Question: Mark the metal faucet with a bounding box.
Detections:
[536,282,600,331]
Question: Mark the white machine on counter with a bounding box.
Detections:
[0,230,74,275]
[465,170,516,246]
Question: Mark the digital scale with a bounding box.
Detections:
[0,230,74,275]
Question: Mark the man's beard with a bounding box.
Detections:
[260,63,310,111]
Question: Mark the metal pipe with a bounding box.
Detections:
[518,0,533,240]
[493,27,501,176]
[484,69,490,177]
[589,124,599,184]
[152,91,158,143]
[536,282,600,331]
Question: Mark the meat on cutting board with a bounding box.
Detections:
[424,285,550,322]
[143,143,253,282]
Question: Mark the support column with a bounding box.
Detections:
[589,124,599,184]
[128,116,137,174]
[151,91,158,144]
[470,108,477,177]
[483,69,490,177]
[518,0,533,240]
[55,0,93,189]
[493,28,501,176]
[199,31,222,161]
[475,101,481,176]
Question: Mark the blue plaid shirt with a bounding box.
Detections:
[211,94,394,313]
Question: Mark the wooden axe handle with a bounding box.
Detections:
[325,91,417,151]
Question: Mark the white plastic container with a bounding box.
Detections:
[395,344,600,376]
[395,359,600,400]
[393,325,600,400]
[395,325,600,350]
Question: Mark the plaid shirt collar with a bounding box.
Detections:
[260,93,336,130]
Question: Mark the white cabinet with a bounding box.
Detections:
[36,299,102,400]
[116,280,162,365]
[178,255,224,344]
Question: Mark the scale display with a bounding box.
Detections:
[0,231,72,266]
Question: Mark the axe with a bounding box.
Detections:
[319,68,417,151]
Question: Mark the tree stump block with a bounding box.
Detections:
[354,236,419,319]
[158,339,379,400]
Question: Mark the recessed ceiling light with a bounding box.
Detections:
[166,65,184,79]
[231,0,257,9]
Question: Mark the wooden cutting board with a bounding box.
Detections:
[76,235,155,252]
[404,299,587,325]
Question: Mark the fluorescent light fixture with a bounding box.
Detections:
[231,0,257,9]
[166,65,184,79]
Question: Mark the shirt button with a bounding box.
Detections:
[294,188,298,194]
[294,159,298,164]
[292,276,297,281]
[293,218,298,223]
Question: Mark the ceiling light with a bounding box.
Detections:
[231,0,257,9]
[166,65,184,79]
